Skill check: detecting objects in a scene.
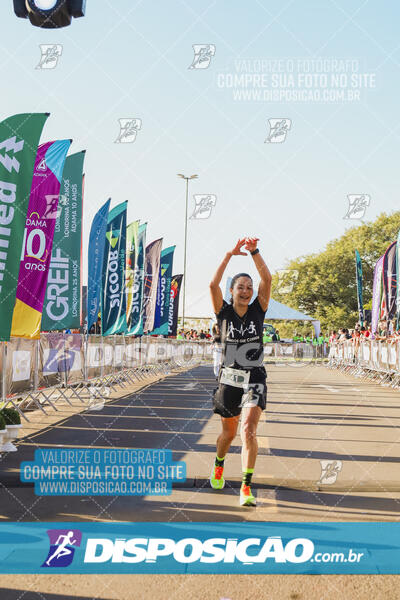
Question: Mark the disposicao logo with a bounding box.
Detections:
[42,529,82,568]
[83,536,314,564]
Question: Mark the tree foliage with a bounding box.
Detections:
[271,212,400,332]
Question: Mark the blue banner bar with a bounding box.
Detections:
[0,522,399,574]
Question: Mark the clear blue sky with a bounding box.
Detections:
[0,1,399,317]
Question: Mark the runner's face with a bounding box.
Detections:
[231,276,253,306]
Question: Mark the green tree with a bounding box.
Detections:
[272,212,400,332]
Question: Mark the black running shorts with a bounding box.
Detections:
[212,378,267,418]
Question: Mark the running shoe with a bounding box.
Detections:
[210,465,225,490]
[240,484,256,506]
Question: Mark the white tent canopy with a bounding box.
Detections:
[265,299,320,336]
[265,298,313,321]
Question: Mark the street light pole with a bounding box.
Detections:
[177,173,198,332]
[183,177,189,332]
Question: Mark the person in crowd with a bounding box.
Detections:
[391,327,400,341]
[89,316,101,335]
[353,328,361,344]
[199,330,207,340]
[329,330,337,343]
[271,329,280,342]
[375,320,390,340]
[209,237,272,507]
[389,319,397,337]
[263,329,272,343]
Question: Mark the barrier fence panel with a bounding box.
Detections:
[102,337,114,377]
[328,339,400,388]
[65,334,85,386]
[125,337,140,369]
[262,342,329,363]
[7,337,35,398]
[87,335,103,380]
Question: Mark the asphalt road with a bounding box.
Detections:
[1,362,400,598]
[1,363,400,521]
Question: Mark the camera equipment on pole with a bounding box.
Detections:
[13,0,86,28]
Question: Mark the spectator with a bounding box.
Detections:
[263,329,272,343]
[329,330,336,343]
[375,320,391,340]
[89,316,101,335]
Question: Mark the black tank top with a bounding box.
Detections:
[216,298,267,379]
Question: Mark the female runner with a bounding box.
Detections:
[209,237,272,506]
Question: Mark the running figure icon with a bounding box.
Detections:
[45,531,77,566]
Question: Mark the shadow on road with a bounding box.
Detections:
[0,590,110,600]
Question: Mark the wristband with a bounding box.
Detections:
[250,248,259,256]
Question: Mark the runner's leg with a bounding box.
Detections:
[240,405,262,470]
[217,414,240,458]
[211,414,240,489]
[239,405,262,505]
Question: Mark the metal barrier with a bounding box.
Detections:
[327,339,400,388]
[0,336,330,422]
[0,335,213,422]
[263,342,329,362]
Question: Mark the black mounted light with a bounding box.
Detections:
[13,0,86,28]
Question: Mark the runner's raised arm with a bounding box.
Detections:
[243,237,272,312]
[209,238,247,314]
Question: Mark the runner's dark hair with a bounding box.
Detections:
[229,273,253,304]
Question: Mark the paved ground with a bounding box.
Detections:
[1,362,400,598]
[1,573,400,600]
